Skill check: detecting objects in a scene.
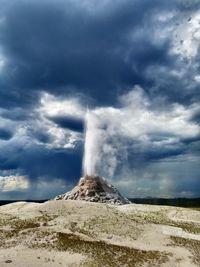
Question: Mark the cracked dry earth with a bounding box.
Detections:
[0,200,199,267]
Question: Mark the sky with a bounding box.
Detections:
[0,0,199,200]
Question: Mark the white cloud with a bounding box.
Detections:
[194,75,200,83]
[171,11,200,59]
[0,57,4,71]
[28,92,86,149]
[83,86,200,178]
[0,50,5,72]
[149,9,200,60]
[0,175,30,192]
[0,93,85,150]
[40,92,85,119]
[29,118,80,149]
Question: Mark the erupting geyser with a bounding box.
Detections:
[82,108,101,177]
[55,109,130,205]
[83,108,96,176]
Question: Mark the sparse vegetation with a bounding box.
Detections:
[171,236,200,265]
[82,213,141,240]
[189,207,200,211]
[0,213,57,230]
[56,232,170,267]
[128,210,200,235]
[0,213,58,249]
[11,219,40,230]
[0,202,199,266]
[0,214,16,227]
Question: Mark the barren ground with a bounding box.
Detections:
[0,200,199,267]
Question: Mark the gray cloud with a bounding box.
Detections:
[0,0,199,199]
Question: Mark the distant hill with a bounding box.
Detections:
[129,198,200,207]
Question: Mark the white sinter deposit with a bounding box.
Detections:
[55,175,130,205]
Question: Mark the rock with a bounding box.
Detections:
[5,260,12,263]
[54,175,130,205]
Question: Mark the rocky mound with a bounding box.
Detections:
[55,175,130,205]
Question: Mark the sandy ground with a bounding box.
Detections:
[0,246,85,267]
[0,200,199,267]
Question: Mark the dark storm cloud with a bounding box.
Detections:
[101,135,188,174]
[0,0,199,198]
[0,0,185,106]
[50,116,84,132]
[19,144,83,183]
[189,109,200,124]
[0,157,18,170]
[0,128,12,140]
[0,140,83,183]
[30,130,52,144]
[0,109,30,121]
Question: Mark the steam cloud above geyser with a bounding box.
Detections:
[83,86,199,179]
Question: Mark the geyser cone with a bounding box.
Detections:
[55,175,130,205]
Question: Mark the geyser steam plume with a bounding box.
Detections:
[56,109,130,204]
[82,107,119,179]
[83,109,99,176]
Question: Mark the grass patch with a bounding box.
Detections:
[0,229,20,248]
[0,214,40,230]
[55,232,170,267]
[0,213,58,249]
[68,221,97,238]
[129,210,200,235]
[179,223,200,235]
[11,219,40,230]
[80,213,141,240]
[188,207,200,211]
[171,236,200,265]
[0,213,57,231]
[28,230,57,249]
[0,214,16,227]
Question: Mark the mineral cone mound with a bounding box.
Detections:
[55,175,130,205]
